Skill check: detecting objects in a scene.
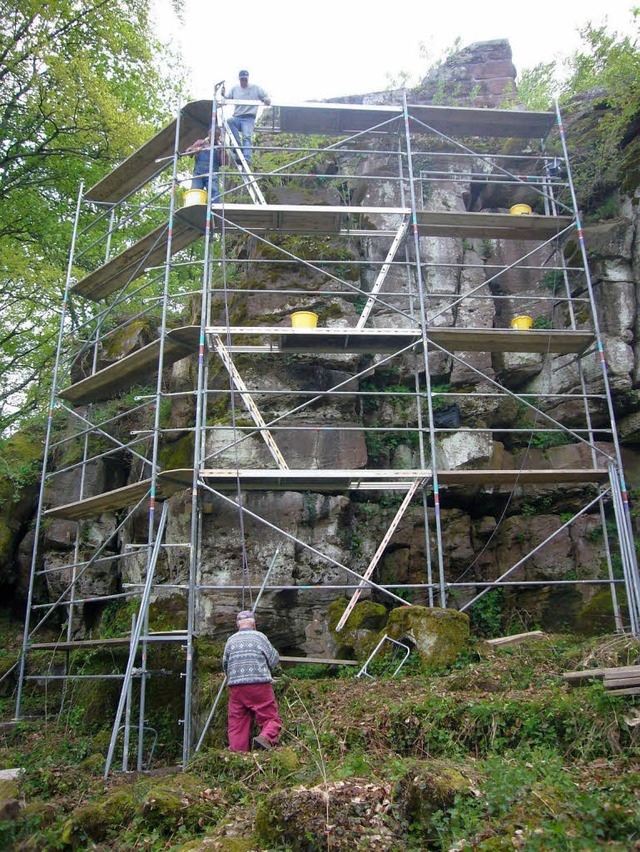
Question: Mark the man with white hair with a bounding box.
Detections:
[222,610,282,751]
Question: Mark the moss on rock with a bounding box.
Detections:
[394,758,476,834]
[575,589,626,636]
[255,779,404,849]
[327,597,388,660]
[102,320,153,360]
[159,432,195,470]
[60,786,137,846]
[384,606,470,668]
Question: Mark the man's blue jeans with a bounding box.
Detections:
[192,149,220,202]
[227,115,256,165]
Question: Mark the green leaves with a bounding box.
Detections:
[0,1,184,434]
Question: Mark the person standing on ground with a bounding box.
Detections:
[222,610,282,751]
[225,70,270,166]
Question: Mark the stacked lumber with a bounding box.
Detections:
[563,664,640,695]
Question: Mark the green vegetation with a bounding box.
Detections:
[0,1,185,435]
[518,11,640,205]
[1,626,639,850]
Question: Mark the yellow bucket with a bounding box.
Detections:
[511,315,533,330]
[183,188,207,207]
[291,311,318,329]
[510,203,532,215]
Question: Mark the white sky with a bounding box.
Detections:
[154,0,637,103]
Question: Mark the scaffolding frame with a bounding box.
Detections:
[14,93,640,771]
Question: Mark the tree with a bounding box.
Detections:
[0,0,184,433]
[517,11,640,206]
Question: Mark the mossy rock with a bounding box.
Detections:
[141,784,191,827]
[269,746,300,775]
[194,637,225,675]
[141,773,224,833]
[394,758,477,833]
[0,778,19,799]
[148,593,188,632]
[159,432,195,470]
[327,598,389,660]
[384,606,470,668]
[575,589,627,636]
[0,428,43,567]
[102,319,154,360]
[255,779,403,849]
[60,786,137,846]
[78,753,105,774]
[21,800,58,829]
[91,728,113,754]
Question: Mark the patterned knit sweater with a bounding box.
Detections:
[222,628,279,686]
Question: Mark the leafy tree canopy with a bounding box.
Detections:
[517,10,640,204]
[0,0,184,433]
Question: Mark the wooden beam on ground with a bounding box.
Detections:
[485,630,546,647]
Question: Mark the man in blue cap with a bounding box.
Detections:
[225,70,270,166]
[222,609,281,751]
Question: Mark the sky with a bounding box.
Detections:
[153,0,637,104]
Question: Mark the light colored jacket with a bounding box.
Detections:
[222,628,279,686]
[226,83,270,117]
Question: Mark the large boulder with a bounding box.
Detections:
[384,606,470,667]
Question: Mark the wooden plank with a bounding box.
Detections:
[29,634,187,652]
[199,468,607,489]
[486,630,546,646]
[85,100,553,206]
[604,677,640,688]
[278,102,554,139]
[44,469,192,520]
[279,656,358,666]
[563,669,605,686]
[605,687,640,696]
[176,202,406,236]
[206,325,594,356]
[72,219,200,301]
[439,469,607,485]
[602,665,640,676]
[59,326,199,404]
[564,664,640,687]
[86,101,212,203]
[416,211,574,241]
[45,466,607,521]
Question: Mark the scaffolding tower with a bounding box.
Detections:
[15,92,640,772]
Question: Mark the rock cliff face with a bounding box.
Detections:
[6,39,640,651]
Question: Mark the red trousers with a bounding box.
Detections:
[227,682,282,751]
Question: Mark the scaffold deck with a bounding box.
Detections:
[72,219,200,301]
[45,467,607,520]
[60,324,594,405]
[85,101,555,207]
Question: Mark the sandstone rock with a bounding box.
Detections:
[328,597,388,660]
[440,430,493,469]
[395,758,477,832]
[384,606,470,667]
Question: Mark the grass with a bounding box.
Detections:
[1,632,639,849]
